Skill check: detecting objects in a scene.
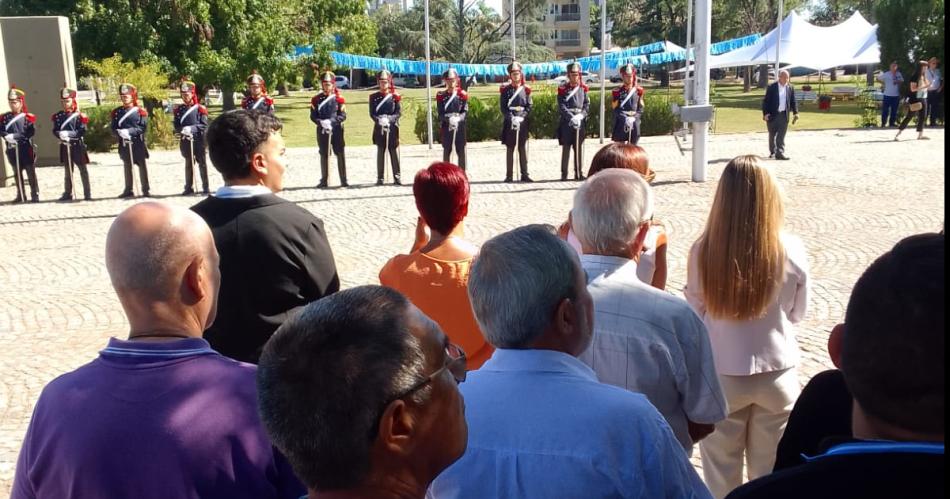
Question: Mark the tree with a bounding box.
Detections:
[876,0,944,78]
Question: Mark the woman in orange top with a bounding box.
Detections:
[379,162,493,369]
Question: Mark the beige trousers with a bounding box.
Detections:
[699,367,800,499]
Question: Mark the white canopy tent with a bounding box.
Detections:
[709,10,880,70]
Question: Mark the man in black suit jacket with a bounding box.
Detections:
[191,110,340,363]
[761,70,799,160]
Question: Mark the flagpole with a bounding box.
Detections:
[598,0,607,144]
[425,0,433,149]
[510,0,516,60]
[774,0,783,81]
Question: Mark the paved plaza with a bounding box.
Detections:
[0,128,944,492]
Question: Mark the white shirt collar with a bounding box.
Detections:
[212,184,273,199]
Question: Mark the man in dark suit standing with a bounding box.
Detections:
[191,110,340,364]
[762,69,799,160]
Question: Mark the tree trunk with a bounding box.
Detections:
[277,83,290,96]
[222,85,237,111]
[757,64,769,88]
[660,67,670,88]
[866,64,875,87]
[743,66,752,92]
[829,67,837,81]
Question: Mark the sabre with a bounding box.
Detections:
[9,141,25,202]
[126,138,140,197]
[451,125,458,165]
[574,120,581,180]
[383,124,391,184]
[324,124,333,185]
[514,121,521,182]
[188,135,197,194]
[65,139,77,201]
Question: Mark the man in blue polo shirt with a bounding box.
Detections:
[726,232,944,499]
[429,224,711,499]
[11,202,304,499]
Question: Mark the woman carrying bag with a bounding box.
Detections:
[896,60,931,141]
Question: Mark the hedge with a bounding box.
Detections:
[414,87,682,144]
[84,105,177,153]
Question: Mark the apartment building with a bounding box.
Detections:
[503,0,592,59]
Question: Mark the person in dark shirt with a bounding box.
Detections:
[191,110,340,363]
[727,232,945,499]
[772,323,852,471]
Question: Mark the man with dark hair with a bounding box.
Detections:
[11,201,304,499]
[257,285,467,498]
[430,224,711,498]
[191,110,340,364]
[727,232,944,499]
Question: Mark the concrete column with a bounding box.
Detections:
[691,0,711,182]
[0,22,10,186]
[0,16,78,167]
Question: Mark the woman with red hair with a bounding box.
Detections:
[379,162,493,369]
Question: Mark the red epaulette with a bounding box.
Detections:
[436,92,445,102]
[111,108,119,118]
[336,94,345,104]
[499,84,508,93]
[393,93,401,102]
[459,90,468,100]
[80,113,89,124]
[580,83,590,92]
[198,105,209,115]
[50,112,58,121]
[310,95,320,108]
[26,113,36,123]
[612,88,621,98]
[524,85,532,95]
[558,85,567,96]
[138,108,148,117]
[636,86,645,97]
[264,96,274,105]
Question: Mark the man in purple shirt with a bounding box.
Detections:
[12,201,304,499]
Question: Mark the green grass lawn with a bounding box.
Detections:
[202,78,871,148]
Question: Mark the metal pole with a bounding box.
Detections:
[774,0,784,82]
[691,0,711,182]
[686,0,693,96]
[510,0,516,60]
[599,0,607,144]
[424,0,434,149]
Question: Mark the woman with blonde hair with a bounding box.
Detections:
[685,155,809,499]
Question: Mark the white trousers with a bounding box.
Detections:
[699,367,800,499]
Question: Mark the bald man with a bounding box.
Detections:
[11,202,305,499]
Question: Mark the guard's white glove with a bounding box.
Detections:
[3,134,15,144]
[117,129,131,140]
[570,114,583,128]
[448,115,461,127]
[58,131,72,141]
[180,126,193,137]
[320,119,332,131]
[625,116,637,129]
[512,116,524,126]
[378,115,390,127]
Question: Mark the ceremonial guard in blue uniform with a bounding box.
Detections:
[437,68,468,170]
[241,72,275,114]
[369,70,401,185]
[51,86,92,201]
[500,61,533,182]
[310,71,348,188]
[2,86,38,202]
[611,63,644,145]
[173,79,209,195]
[557,62,590,180]
[111,83,150,198]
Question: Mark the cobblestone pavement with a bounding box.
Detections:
[0,128,944,491]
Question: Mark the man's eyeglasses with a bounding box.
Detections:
[387,343,466,405]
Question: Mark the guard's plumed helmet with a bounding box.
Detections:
[508,61,523,73]
[443,68,459,80]
[566,62,581,73]
[620,63,637,76]
[321,71,335,83]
